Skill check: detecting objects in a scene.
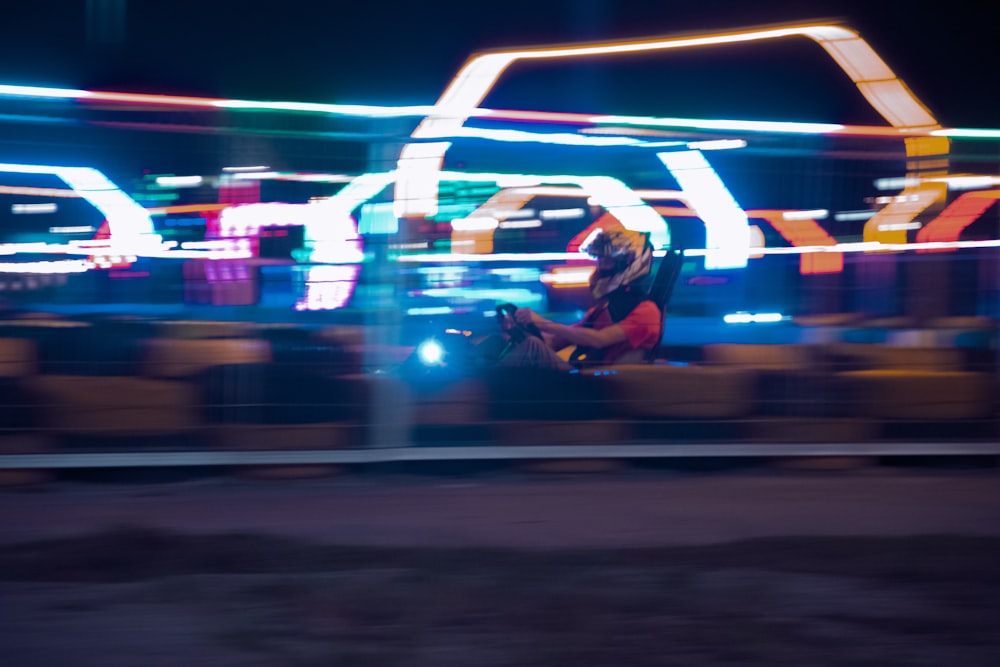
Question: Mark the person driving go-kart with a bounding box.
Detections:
[497,227,661,371]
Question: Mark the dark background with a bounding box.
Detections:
[0,0,996,127]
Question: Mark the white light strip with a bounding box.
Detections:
[782,209,829,221]
[876,175,1000,191]
[179,240,249,251]
[12,203,57,214]
[222,165,270,172]
[680,239,1000,257]
[834,210,876,221]
[451,216,499,232]
[49,225,95,233]
[3,83,996,141]
[0,259,93,274]
[231,171,281,180]
[154,175,203,188]
[633,189,688,202]
[0,84,89,98]
[540,268,595,284]
[878,222,921,231]
[724,311,785,324]
[498,219,542,229]
[602,115,844,135]
[140,248,254,260]
[539,208,586,220]
[0,185,79,198]
[686,139,747,151]
[657,150,748,269]
[875,176,919,190]
[932,128,1000,139]
[424,126,643,147]
[407,307,455,316]
[941,176,1000,191]
[215,98,434,117]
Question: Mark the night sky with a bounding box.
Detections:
[0,0,996,127]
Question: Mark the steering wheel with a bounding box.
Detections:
[496,303,543,343]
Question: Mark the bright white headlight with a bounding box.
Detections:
[417,339,445,366]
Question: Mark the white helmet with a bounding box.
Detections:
[584,228,653,298]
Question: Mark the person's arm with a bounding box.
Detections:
[516,308,628,350]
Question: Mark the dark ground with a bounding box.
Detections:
[2,466,999,665]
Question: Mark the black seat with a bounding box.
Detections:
[566,247,685,367]
[643,248,684,363]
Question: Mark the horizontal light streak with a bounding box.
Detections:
[878,222,922,231]
[451,216,499,232]
[834,210,876,221]
[12,203,57,214]
[179,240,251,251]
[419,287,544,303]
[539,208,586,220]
[140,248,254,260]
[222,165,270,172]
[406,307,455,316]
[0,84,89,98]
[0,83,435,116]
[0,259,93,274]
[782,209,829,220]
[724,312,785,324]
[600,115,844,135]
[226,170,357,184]
[146,203,231,215]
[0,238,254,262]
[397,252,587,263]
[154,175,203,188]
[682,238,1000,257]
[686,139,747,151]
[426,126,643,147]
[49,225,94,233]
[633,189,688,202]
[0,185,80,197]
[497,219,542,229]
[876,175,1000,191]
[540,267,595,286]
[1,84,994,140]
[931,128,1000,139]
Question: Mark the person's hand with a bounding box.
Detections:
[514,307,538,327]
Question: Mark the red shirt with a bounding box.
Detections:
[574,300,661,364]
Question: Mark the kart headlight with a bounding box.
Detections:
[416,338,446,366]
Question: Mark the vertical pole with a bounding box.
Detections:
[362,119,411,448]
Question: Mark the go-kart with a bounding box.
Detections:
[400,303,543,378]
[399,247,683,377]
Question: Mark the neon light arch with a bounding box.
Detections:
[395,22,946,257]
[300,169,668,263]
[0,163,160,252]
[452,182,676,255]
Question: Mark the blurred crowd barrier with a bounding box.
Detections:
[0,311,997,482]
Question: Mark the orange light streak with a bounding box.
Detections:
[915,190,1000,251]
